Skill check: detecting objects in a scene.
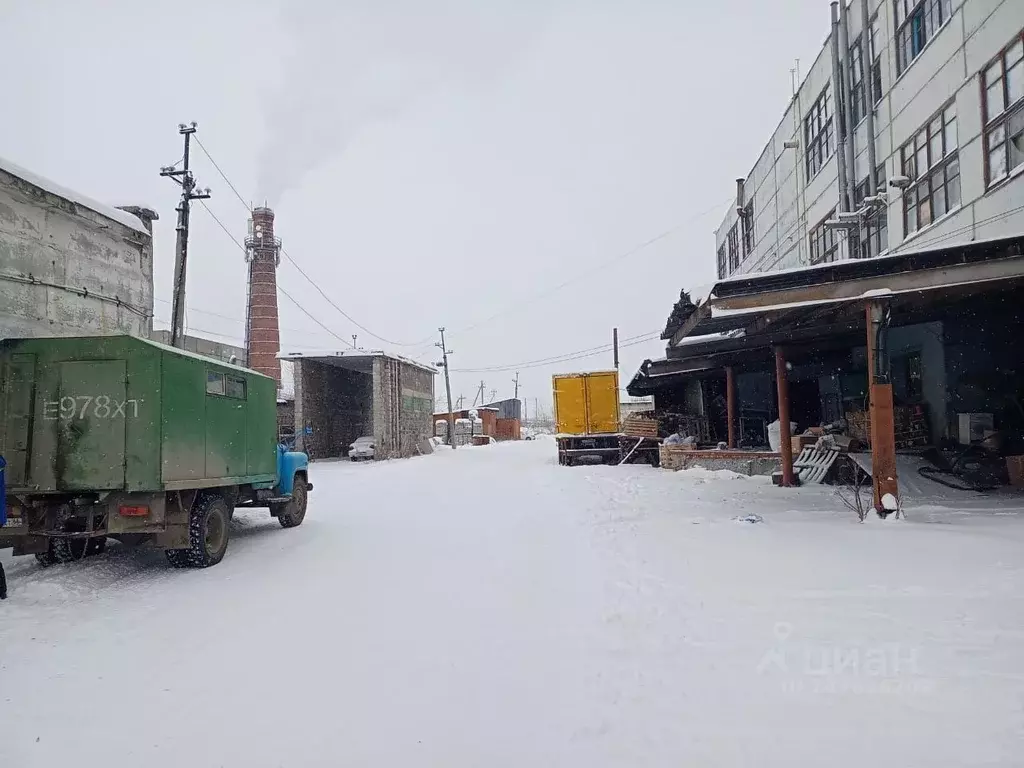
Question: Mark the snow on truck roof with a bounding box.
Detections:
[0,154,150,236]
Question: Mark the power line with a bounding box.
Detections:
[194,136,434,348]
[151,296,353,339]
[451,330,662,373]
[452,197,733,336]
[195,200,358,348]
[278,247,436,347]
[191,135,731,348]
[151,319,344,351]
[193,136,251,211]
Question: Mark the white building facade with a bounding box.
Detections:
[715,0,1024,278]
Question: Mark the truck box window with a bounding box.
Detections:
[206,371,225,395]
[225,376,246,400]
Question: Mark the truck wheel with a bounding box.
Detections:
[38,506,91,564]
[275,476,308,529]
[167,494,230,568]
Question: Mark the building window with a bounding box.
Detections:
[900,103,959,235]
[982,32,1024,186]
[869,15,883,104]
[850,165,889,259]
[809,210,839,264]
[741,200,754,256]
[805,84,834,179]
[850,35,866,125]
[717,243,727,279]
[727,224,740,272]
[895,0,952,75]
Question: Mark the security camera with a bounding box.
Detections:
[889,175,912,189]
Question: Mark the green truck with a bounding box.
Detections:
[0,335,312,571]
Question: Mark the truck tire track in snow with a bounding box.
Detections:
[2,438,1024,766]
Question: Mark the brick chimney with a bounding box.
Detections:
[244,206,281,385]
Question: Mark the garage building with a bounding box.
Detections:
[282,351,435,460]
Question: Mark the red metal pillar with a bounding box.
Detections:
[866,302,899,510]
[774,347,795,486]
[726,366,737,449]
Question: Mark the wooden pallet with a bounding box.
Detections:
[793,446,841,484]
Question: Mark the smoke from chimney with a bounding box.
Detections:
[256,0,556,205]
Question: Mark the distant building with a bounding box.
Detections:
[283,350,435,460]
[150,330,246,366]
[620,397,654,417]
[0,155,156,339]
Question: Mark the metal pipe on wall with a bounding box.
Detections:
[839,0,856,208]
[829,2,850,213]
[861,0,878,195]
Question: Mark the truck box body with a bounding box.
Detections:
[0,335,278,494]
[553,371,620,436]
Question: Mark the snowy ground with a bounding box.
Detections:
[2,438,1024,766]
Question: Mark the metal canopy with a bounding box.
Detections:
[630,240,1024,396]
[670,237,1024,346]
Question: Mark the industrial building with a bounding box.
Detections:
[435,398,524,442]
[0,156,156,339]
[632,0,1024,500]
[715,0,1024,279]
[283,350,435,460]
[149,330,246,365]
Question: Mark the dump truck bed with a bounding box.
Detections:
[0,335,278,494]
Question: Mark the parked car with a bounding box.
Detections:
[349,436,376,461]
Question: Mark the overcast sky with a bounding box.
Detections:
[2,0,831,412]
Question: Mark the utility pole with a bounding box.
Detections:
[435,328,457,450]
[513,371,520,401]
[160,122,210,349]
[473,380,485,407]
[489,388,497,402]
[613,327,620,370]
[352,335,358,349]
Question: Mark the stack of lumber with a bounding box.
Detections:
[622,411,659,438]
[845,405,930,449]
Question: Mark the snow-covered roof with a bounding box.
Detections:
[0,154,150,236]
[279,349,437,375]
